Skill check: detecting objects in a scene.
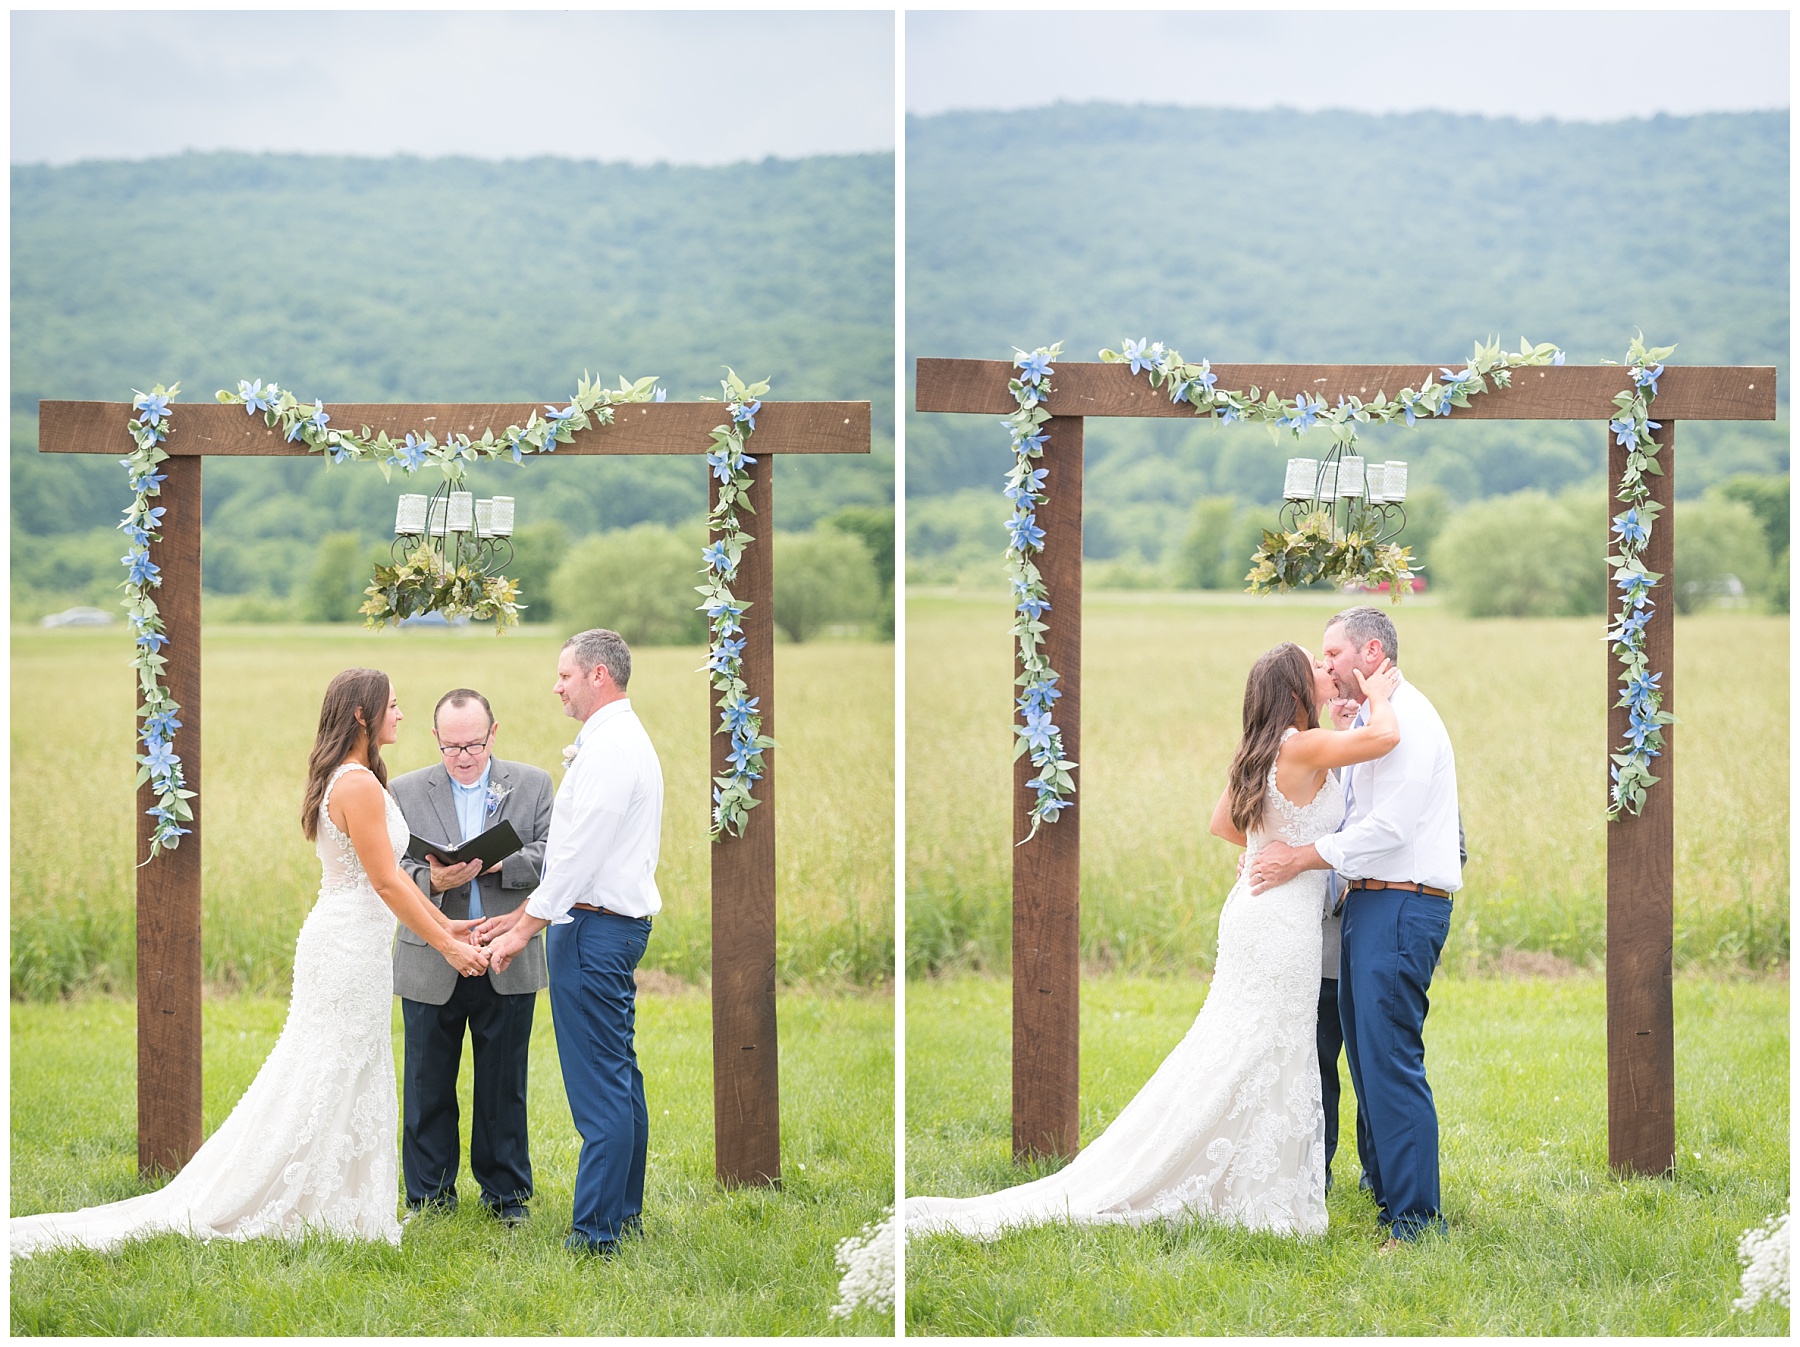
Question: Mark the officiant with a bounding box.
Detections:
[391,688,554,1225]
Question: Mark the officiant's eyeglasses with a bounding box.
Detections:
[437,731,493,758]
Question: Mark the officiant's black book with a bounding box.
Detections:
[405,819,524,869]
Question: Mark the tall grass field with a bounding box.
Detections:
[12,986,893,1334]
[12,625,893,995]
[906,970,1787,1335]
[906,591,1787,975]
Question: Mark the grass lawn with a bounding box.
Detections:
[12,625,893,994]
[12,985,894,1335]
[906,591,1787,974]
[906,970,1788,1336]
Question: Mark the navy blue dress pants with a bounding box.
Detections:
[1317,975,1375,1187]
[1338,888,1452,1240]
[548,908,651,1248]
[401,975,536,1212]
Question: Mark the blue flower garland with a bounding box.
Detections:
[117,371,813,860]
[219,374,666,629]
[698,369,777,841]
[1103,337,1567,597]
[121,383,191,860]
[1603,336,1676,820]
[1002,344,1078,841]
[1005,334,1674,829]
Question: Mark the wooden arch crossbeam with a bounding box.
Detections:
[915,356,1775,1177]
[39,396,872,1187]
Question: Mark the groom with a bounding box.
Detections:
[477,628,663,1257]
[1251,605,1461,1247]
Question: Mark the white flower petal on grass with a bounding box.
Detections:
[829,1207,895,1320]
[1733,1204,1789,1313]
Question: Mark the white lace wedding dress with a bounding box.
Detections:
[907,732,1340,1241]
[12,762,405,1256]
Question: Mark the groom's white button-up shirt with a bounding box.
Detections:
[1314,674,1462,894]
[525,699,664,924]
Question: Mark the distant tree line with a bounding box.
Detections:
[906,475,1787,618]
[12,149,894,633]
[905,103,1788,565]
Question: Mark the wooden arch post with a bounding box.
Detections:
[39,395,871,1186]
[915,356,1775,1175]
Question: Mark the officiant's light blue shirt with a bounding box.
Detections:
[451,761,493,920]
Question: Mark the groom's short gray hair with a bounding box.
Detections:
[1328,605,1399,665]
[564,628,632,689]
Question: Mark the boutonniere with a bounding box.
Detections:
[484,783,511,817]
[562,741,580,768]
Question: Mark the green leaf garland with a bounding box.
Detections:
[697,369,777,842]
[117,370,785,858]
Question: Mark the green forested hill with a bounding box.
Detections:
[906,104,1787,568]
[12,151,893,611]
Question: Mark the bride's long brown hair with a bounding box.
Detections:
[1225,643,1318,837]
[301,668,393,841]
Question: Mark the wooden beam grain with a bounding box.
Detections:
[711,455,781,1188]
[915,359,1777,423]
[1012,416,1083,1164]
[1606,420,1677,1178]
[39,400,871,457]
[137,456,204,1176]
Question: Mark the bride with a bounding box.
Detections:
[906,643,1400,1241]
[11,669,491,1256]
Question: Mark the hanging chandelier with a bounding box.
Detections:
[391,483,515,578]
[1279,450,1409,544]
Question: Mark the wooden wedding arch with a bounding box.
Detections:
[39,394,871,1187]
[915,355,1775,1177]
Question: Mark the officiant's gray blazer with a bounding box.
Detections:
[390,757,554,1005]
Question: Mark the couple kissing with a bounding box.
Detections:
[908,605,1461,1251]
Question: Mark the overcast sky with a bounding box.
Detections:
[907,10,1788,121]
[11,10,896,166]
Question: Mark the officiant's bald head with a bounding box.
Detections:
[433,688,497,785]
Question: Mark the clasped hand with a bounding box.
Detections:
[468,909,529,974]
[439,922,490,978]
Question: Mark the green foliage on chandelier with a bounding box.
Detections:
[1243,509,1419,598]
[360,542,524,631]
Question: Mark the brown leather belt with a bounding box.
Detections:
[1348,879,1452,900]
[570,902,642,919]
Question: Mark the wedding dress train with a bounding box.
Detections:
[907,735,1340,1241]
[12,763,405,1255]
